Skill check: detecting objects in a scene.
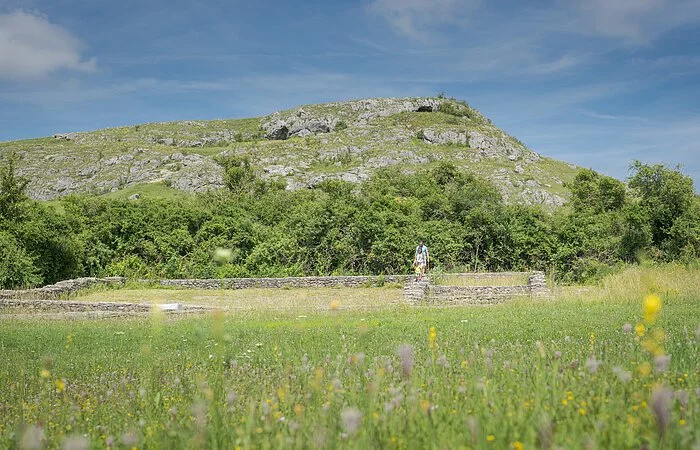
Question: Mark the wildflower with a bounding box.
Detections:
[585,356,601,374]
[121,431,138,447]
[213,247,233,264]
[294,404,304,416]
[191,400,207,426]
[397,344,414,378]
[612,366,632,383]
[467,416,479,442]
[635,323,645,337]
[638,362,652,377]
[428,327,437,350]
[348,353,365,366]
[40,369,51,379]
[535,341,546,358]
[19,425,44,450]
[651,386,673,434]
[642,339,663,356]
[340,407,362,436]
[654,354,671,373]
[486,435,496,442]
[329,300,341,310]
[643,294,661,324]
[436,354,450,368]
[418,398,431,415]
[512,441,524,450]
[579,408,586,415]
[62,435,89,450]
[622,323,632,333]
[55,379,66,393]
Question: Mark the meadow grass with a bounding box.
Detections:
[75,286,404,310]
[433,274,530,287]
[0,265,698,449]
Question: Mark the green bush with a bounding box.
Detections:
[0,231,42,288]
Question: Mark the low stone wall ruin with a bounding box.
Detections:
[403,271,551,304]
[0,277,126,300]
[156,275,410,290]
[0,272,551,311]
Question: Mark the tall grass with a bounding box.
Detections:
[0,265,698,449]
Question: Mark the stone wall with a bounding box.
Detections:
[0,298,208,314]
[428,285,532,304]
[154,275,410,290]
[0,299,151,312]
[0,277,126,300]
[0,272,551,310]
[404,271,551,304]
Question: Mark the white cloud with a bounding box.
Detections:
[523,54,587,75]
[0,11,96,80]
[367,0,480,41]
[575,0,700,42]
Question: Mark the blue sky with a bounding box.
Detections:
[1,0,699,186]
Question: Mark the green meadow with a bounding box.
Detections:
[1,265,698,449]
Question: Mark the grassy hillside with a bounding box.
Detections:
[0,97,579,206]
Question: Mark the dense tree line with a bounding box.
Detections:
[0,155,698,289]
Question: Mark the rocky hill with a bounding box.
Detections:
[0,97,579,206]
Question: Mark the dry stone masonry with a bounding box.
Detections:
[0,272,551,313]
[403,271,551,304]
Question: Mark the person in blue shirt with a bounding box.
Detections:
[413,241,430,281]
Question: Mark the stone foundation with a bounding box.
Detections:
[0,277,126,300]
[0,299,208,314]
[155,275,410,290]
[0,272,551,311]
[403,271,551,304]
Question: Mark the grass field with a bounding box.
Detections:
[1,265,698,449]
[75,286,404,310]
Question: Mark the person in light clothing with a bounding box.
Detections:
[413,241,429,281]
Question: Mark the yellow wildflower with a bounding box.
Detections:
[579,408,586,415]
[40,369,50,379]
[512,441,524,450]
[638,362,652,377]
[55,379,65,393]
[486,435,496,442]
[420,399,431,415]
[635,323,645,337]
[641,339,663,356]
[643,294,661,324]
[679,419,686,426]
[428,327,437,350]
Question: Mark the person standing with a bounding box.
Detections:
[413,241,430,281]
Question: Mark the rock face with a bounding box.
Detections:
[422,130,467,145]
[468,131,523,160]
[4,97,578,206]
